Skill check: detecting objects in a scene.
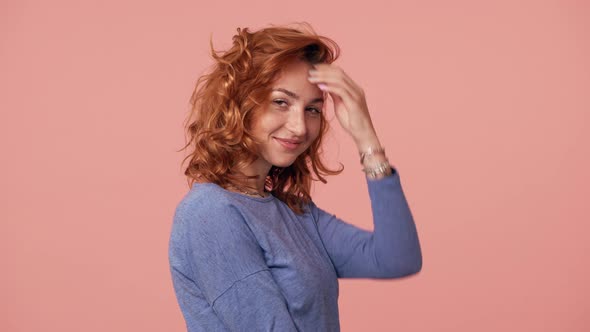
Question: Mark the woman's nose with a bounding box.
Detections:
[285,108,307,137]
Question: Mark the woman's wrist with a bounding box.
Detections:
[355,132,393,179]
[353,129,381,152]
[361,155,392,179]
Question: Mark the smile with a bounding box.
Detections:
[274,137,302,150]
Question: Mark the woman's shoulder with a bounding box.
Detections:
[174,182,235,219]
[188,181,228,200]
[171,183,259,247]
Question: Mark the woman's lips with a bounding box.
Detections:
[274,137,301,150]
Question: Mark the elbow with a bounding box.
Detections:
[407,256,422,275]
[404,241,423,276]
[407,249,423,275]
[399,256,422,277]
[380,253,422,278]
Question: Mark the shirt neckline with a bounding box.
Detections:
[196,182,275,202]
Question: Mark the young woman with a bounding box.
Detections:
[168,23,422,331]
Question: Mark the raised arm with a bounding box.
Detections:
[310,167,422,279]
[171,196,298,331]
[307,63,422,278]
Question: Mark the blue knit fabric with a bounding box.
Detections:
[168,167,422,331]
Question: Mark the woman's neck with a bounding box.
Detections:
[231,159,271,196]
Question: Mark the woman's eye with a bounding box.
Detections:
[273,100,321,114]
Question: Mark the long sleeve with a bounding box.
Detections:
[171,197,299,331]
[309,167,422,278]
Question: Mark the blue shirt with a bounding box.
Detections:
[168,167,422,331]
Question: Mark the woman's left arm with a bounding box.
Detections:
[308,64,422,278]
[309,166,422,279]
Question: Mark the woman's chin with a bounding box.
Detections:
[271,158,297,168]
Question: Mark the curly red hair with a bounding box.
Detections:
[180,22,344,214]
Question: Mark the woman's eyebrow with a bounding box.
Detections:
[273,88,324,103]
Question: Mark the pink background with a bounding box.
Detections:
[2,0,589,331]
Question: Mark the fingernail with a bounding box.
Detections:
[318,83,327,90]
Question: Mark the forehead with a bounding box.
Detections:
[271,60,323,100]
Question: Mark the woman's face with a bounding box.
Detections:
[251,59,324,170]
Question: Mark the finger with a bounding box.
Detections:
[308,69,363,102]
[311,64,363,96]
[325,88,343,111]
[309,75,359,103]
[316,83,358,113]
